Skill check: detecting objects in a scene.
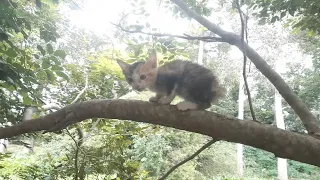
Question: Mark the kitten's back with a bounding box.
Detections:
[158,60,224,105]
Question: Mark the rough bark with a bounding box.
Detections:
[171,0,320,135]
[0,99,320,167]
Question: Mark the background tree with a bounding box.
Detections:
[1,0,320,179]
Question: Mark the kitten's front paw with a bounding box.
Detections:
[158,97,172,105]
[149,96,159,103]
[176,101,198,111]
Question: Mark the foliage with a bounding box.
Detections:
[1,0,320,179]
[248,0,320,35]
[0,0,69,125]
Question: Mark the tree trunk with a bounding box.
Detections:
[237,74,245,176]
[275,90,288,180]
[274,62,288,179]
[23,107,36,153]
[0,139,8,154]
[197,40,204,65]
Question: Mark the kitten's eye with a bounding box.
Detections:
[127,77,133,83]
[140,74,146,80]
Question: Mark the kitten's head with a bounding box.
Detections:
[117,51,158,91]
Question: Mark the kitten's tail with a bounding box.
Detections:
[211,83,226,104]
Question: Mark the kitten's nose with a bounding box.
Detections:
[133,84,142,91]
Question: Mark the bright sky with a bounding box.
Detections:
[61,0,311,76]
[63,0,190,35]
[62,0,244,59]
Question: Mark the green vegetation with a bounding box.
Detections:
[1,0,320,179]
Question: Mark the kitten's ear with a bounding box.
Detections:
[116,59,130,74]
[145,50,157,68]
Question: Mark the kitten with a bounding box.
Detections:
[116,51,225,111]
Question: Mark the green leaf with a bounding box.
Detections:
[244,0,251,5]
[55,71,69,81]
[270,16,279,23]
[42,58,51,69]
[6,18,20,32]
[25,76,38,84]
[52,65,63,71]
[23,94,33,105]
[47,44,54,54]
[54,50,67,59]
[292,0,303,6]
[34,54,40,59]
[168,55,175,60]
[0,33,8,41]
[5,77,15,85]
[161,45,167,53]
[33,63,40,68]
[25,22,31,31]
[109,174,117,179]
[49,55,60,65]
[36,0,42,8]
[45,69,55,81]
[258,18,266,25]
[37,71,46,79]
[288,9,295,16]
[6,48,18,57]
[37,45,46,56]
[40,30,50,42]
[280,11,286,18]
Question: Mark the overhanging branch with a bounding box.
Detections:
[112,23,228,43]
[0,99,320,167]
[171,0,320,136]
[159,138,217,180]
[235,0,256,122]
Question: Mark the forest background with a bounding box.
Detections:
[1,0,320,179]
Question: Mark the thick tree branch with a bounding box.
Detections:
[0,100,320,167]
[159,138,217,180]
[112,23,228,43]
[171,0,320,136]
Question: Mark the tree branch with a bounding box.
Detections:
[235,1,257,122]
[112,23,228,43]
[0,99,320,167]
[159,138,217,180]
[70,69,89,104]
[170,0,320,136]
[71,71,88,180]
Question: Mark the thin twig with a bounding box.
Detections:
[158,139,218,180]
[74,125,84,180]
[67,70,89,180]
[111,22,228,43]
[71,69,89,104]
[245,7,252,74]
[235,1,257,122]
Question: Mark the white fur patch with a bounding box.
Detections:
[176,101,198,111]
[158,84,177,104]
